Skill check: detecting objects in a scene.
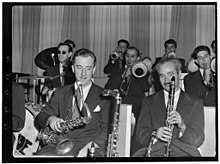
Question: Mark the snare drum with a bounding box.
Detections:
[186,58,199,73]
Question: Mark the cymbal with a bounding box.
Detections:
[14,75,53,79]
[35,47,59,70]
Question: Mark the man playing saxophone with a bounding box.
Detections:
[34,48,111,157]
[133,58,204,157]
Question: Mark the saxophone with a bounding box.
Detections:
[102,89,121,157]
[146,76,175,157]
[37,82,92,155]
[164,76,175,157]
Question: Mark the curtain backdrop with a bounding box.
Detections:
[12,4,216,78]
[89,5,130,77]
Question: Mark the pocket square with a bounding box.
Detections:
[93,105,101,112]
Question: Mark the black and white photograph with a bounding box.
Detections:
[2,2,217,163]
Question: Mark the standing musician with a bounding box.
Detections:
[105,46,150,155]
[104,39,130,76]
[133,58,204,157]
[151,39,186,93]
[105,46,150,120]
[184,45,216,107]
[34,48,111,157]
[41,42,76,100]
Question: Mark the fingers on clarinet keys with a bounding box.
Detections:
[157,127,172,142]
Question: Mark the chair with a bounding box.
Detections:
[199,106,216,157]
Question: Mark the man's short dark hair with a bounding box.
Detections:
[64,39,76,51]
[117,39,130,48]
[191,45,210,59]
[164,39,177,48]
[57,42,73,52]
[211,40,216,49]
[126,46,140,57]
[71,48,96,66]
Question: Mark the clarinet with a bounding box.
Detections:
[164,76,175,157]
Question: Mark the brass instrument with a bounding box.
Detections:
[37,82,92,155]
[204,61,215,88]
[102,89,121,157]
[164,76,175,157]
[132,57,152,78]
[110,51,120,60]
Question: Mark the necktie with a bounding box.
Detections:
[61,66,66,87]
[71,85,83,120]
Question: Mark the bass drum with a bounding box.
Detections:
[13,107,40,157]
[186,58,199,73]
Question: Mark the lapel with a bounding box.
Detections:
[62,85,74,119]
[153,91,167,127]
[176,91,192,124]
[84,83,100,112]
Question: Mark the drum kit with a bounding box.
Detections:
[13,47,61,157]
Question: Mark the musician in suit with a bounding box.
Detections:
[105,46,150,155]
[35,48,111,157]
[151,39,186,93]
[184,45,216,106]
[41,42,76,99]
[104,39,130,76]
[133,58,204,157]
[105,46,150,120]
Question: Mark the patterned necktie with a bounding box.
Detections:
[61,65,66,87]
[71,85,83,120]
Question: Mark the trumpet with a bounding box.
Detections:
[132,57,152,78]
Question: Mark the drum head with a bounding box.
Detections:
[187,58,199,73]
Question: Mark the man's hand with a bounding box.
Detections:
[48,116,64,133]
[156,127,172,142]
[41,86,50,95]
[167,111,185,129]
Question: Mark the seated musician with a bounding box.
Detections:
[12,81,26,133]
[104,39,130,76]
[133,58,204,157]
[34,49,111,157]
[41,42,76,100]
[151,39,186,93]
[105,46,150,154]
[184,45,216,106]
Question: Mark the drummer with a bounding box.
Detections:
[41,42,76,101]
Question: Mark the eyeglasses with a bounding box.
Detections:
[58,50,67,55]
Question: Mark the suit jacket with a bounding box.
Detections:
[134,90,204,157]
[35,83,111,154]
[184,70,216,106]
[45,62,76,89]
[152,57,186,92]
[104,57,125,76]
[105,68,149,119]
